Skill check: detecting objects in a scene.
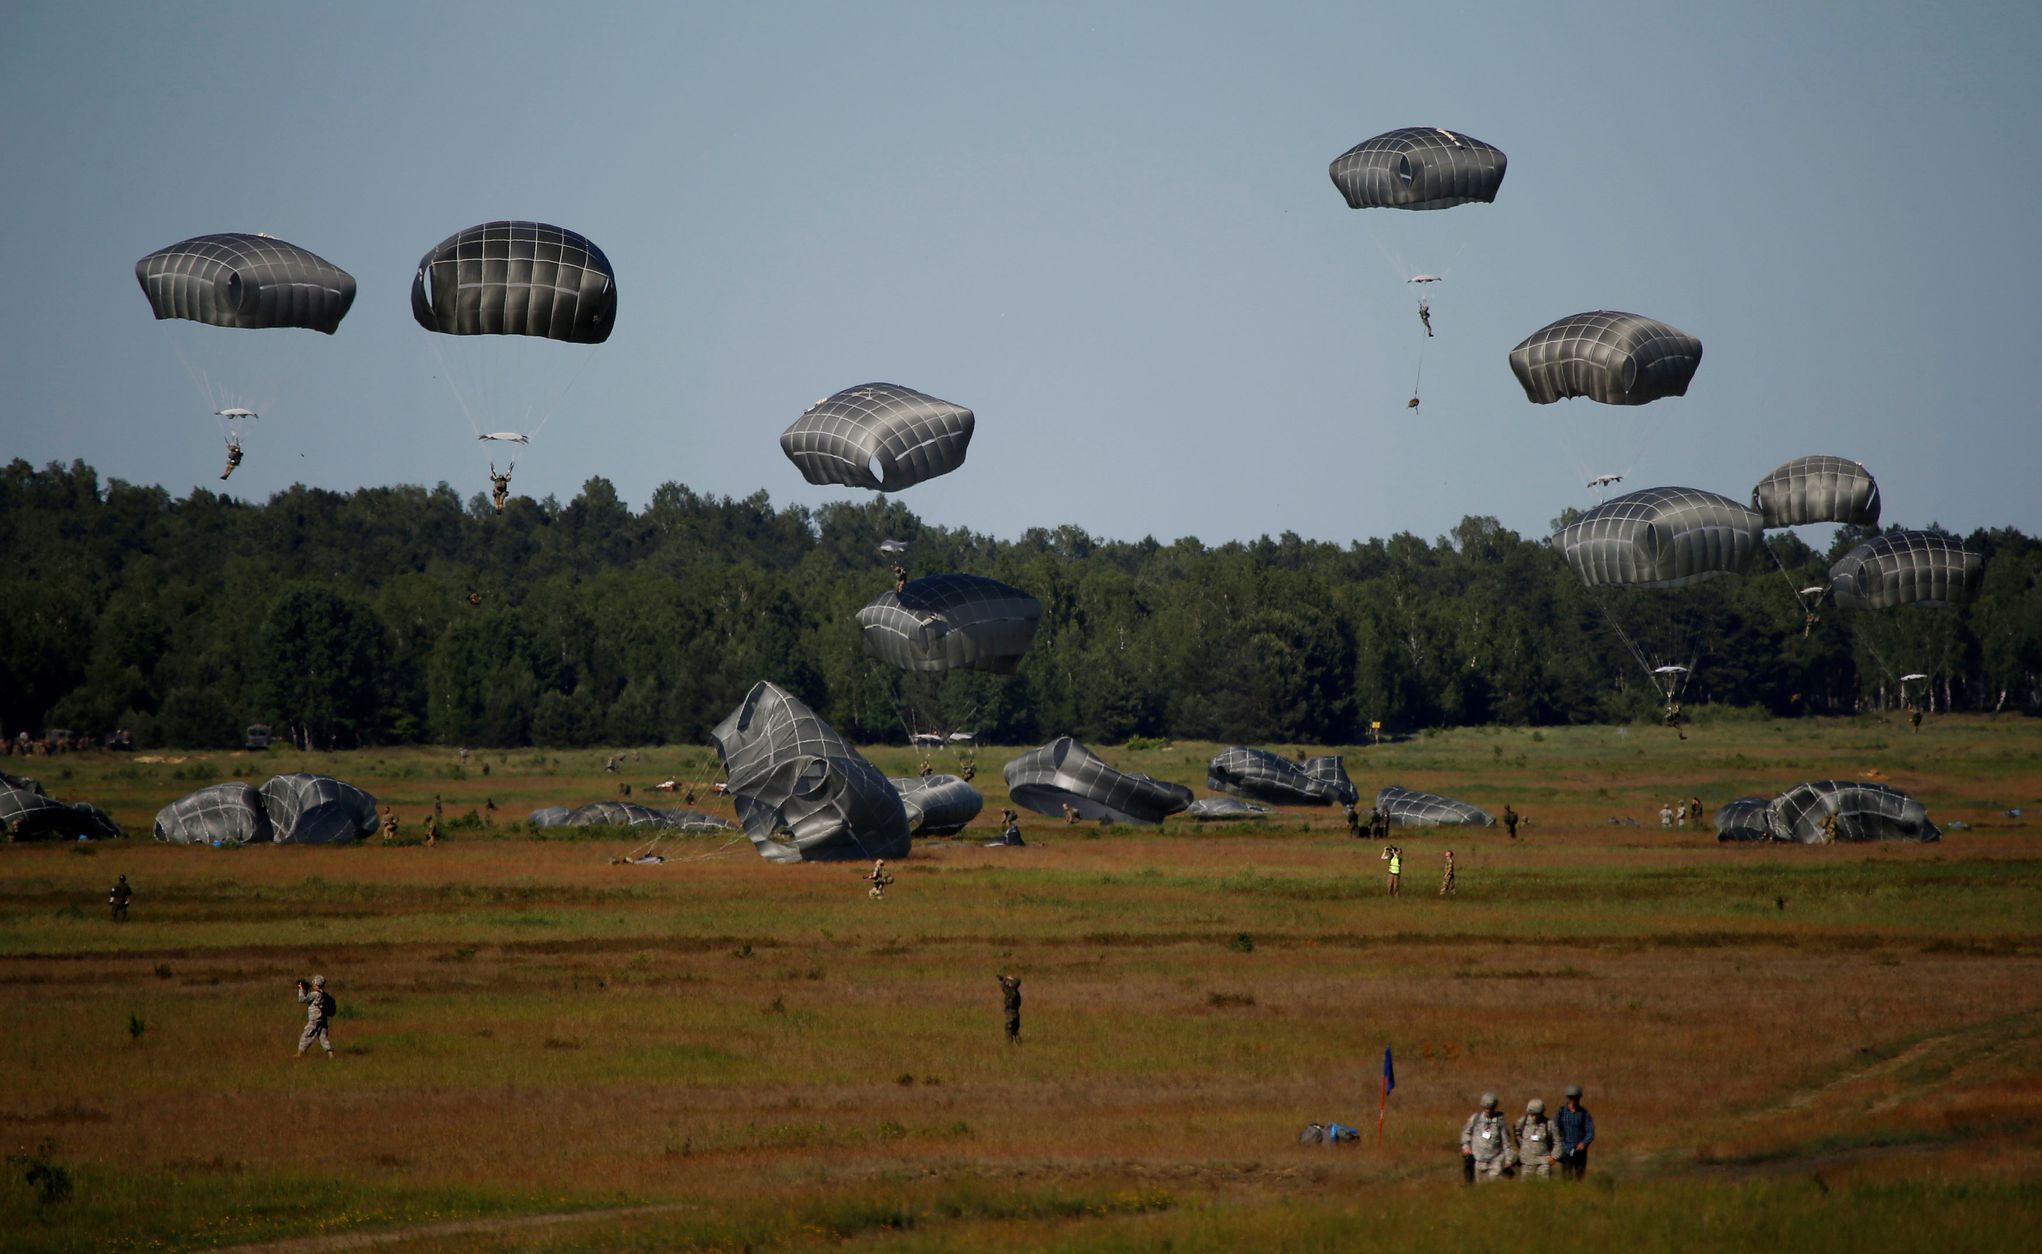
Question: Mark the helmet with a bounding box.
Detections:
[311,975,326,987]
[1526,1098,1545,1115]
[1564,1084,1582,1099]
[1480,1093,1498,1110]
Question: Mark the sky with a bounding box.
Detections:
[4,0,2039,549]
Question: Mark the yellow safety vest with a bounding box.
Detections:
[1388,854,1401,875]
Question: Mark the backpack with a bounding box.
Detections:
[321,991,338,1018]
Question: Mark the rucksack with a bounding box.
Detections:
[321,991,338,1018]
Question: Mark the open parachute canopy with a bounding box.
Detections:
[857,574,1042,674]
[411,221,617,344]
[890,775,985,836]
[711,681,910,863]
[780,384,975,492]
[1509,311,1702,406]
[136,233,356,334]
[1828,531,1983,610]
[1552,487,1764,589]
[1751,455,1882,529]
[1329,127,1507,211]
[1004,737,1193,825]
[1768,780,1940,843]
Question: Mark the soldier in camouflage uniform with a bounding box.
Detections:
[1439,850,1456,896]
[1516,1098,1558,1178]
[997,973,1022,1044]
[1460,1093,1516,1181]
[295,975,334,1059]
[379,806,400,843]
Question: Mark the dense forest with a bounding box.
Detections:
[3,458,2038,751]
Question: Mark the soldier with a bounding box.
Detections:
[891,563,908,595]
[865,859,892,900]
[1382,845,1403,896]
[488,462,513,514]
[424,813,439,847]
[1343,802,1360,836]
[484,797,497,825]
[1062,803,1080,827]
[999,812,1025,846]
[108,874,131,922]
[1418,297,1433,337]
[295,975,335,1060]
[1503,804,1520,840]
[220,439,243,481]
[379,806,400,844]
[1516,1098,1559,1179]
[1910,706,1924,733]
[1556,1085,1596,1179]
[1460,1094,1516,1182]
[997,973,1023,1043]
[1659,802,1673,829]
[1689,796,1704,825]
[1664,700,1687,740]
[433,793,444,822]
[1439,850,1456,896]
[1374,807,1392,840]
[960,760,976,783]
[919,759,934,778]
[1819,811,1839,841]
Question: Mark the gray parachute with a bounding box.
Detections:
[257,773,379,844]
[1328,127,1507,211]
[153,782,272,845]
[411,221,617,344]
[1375,786,1493,828]
[2,774,122,841]
[136,233,356,334]
[780,384,974,492]
[1004,737,1193,824]
[858,574,1042,674]
[1767,780,1940,843]
[1552,487,1764,588]
[1185,796,1272,821]
[1750,456,1882,530]
[1713,797,1776,843]
[538,801,738,831]
[528,806,574,829]
[711,681,910,863]
[1206,747,1357,806]
[1509,311,1702,406]
[890,775,985,836]
[1828,532,1984,610]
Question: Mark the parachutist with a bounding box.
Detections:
[220,440,243,481]
[1802,611,1817,637]
[1664,702,1686,740]
[891,563,908,595]
[489,461,513,514]
[1418,298,1433,338]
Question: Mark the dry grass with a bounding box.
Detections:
[1,716,2039,1249]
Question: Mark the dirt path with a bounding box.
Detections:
[1775,1034,1951,1113]
[217,1202,697,1252]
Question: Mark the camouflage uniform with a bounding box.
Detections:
[1460,1103,1516,1181]
[108,875,131,921]
[1439,852,1456,896]
[1516,1101,1558,1178]
[296,976,334,1057]
[998,974,1022,1043]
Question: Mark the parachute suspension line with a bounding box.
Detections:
[427,335,485,440]
[1410,337,1426,401]
[523,343,599,443]
[1764,538,1820,618]
[1586,584,1665,695]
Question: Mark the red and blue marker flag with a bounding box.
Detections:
[1378,1047,1395,1143]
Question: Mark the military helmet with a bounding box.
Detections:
[311,974,326,987]
[1480,1092,1498,1109]
[1565,1084,1582,1099]
[1526,1098,1545,1115]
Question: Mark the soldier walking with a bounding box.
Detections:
[997,973,1022,1044]
[1516,1099,1559,1178]
[1460,1094,1517,1182]
[1343,802,1360,836]
[865,859,892,900]
[295,975,335,1059]
[424,813,439,847]
[108,874,131,922]
[1556,1085,1596,1179]
[1439,850,1456,896]
[1503,804,1519,840]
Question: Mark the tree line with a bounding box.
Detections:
[3,458,2038,751]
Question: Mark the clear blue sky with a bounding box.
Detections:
[4,1,2038,546]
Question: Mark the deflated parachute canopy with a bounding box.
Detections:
[1509,311,1702,406]
[890,775,985,836]
[1329,127,1507,211]
[1376,786,1493,828]
[136,233,357,334]
[712,681,910,862]
[858,574,1042,674]
[1767,780,1939,843]
[412,221,617,344]
[1206,747,1356,806]
[780,384,974,492]
[1829,532,1984,610]
[1751,456,1882,530]
[1004,737,1193,824]
[2,774,123,841]
[1714,797,1776,843]
[1185,796,1272,821]
[153,782,272,845]
[1552,487,1763,589]
[258,773,379,844]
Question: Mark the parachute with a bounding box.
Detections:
[1003,737,1193,824]
[1374,786,1493,828]
[1205,747,1357,806]
[1713,796,1777,843]
[1328,127,1507,211]
[1829,532,1984,610]
[257,773,379,844]
[2,774,122,841]
[1552,488,1763,589]
[711,681,910,863]
[780,384,975,492]
[153,782,272,845]
[1767,780,1940,843]
[1185,796,1272,821]
[1751,456,1882,530]
[890,775,985,836]
[858,574,1042,674]
[1509,311,1702,406]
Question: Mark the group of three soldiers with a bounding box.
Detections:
[1461,1086,1596,1181]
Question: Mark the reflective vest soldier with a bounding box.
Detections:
[1382,845,1402,896]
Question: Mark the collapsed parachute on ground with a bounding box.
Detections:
[1206,747,1357,806]
[1751,456,1882,530]
[1185,796,1272,821]
[2,773,123,841]
[1375,786,1493,828]
[1552,487,1764,588]
[1713,797,1776,843]
[411,221,617,344]
[1004,737,1193,824]
[780,384,974,492]
[153,783,271,845]
[712,681,910,862]
[858,575,1042,674]
[1767,780,1940,843]
[1509,311,1702,406]
[527,806,573,828]
[526,802,738,831]
[1328,127,1507,210]
[258,773,379,844]
[136,233,357,334]
[1828,532,1984,610]
[891,775,985,836]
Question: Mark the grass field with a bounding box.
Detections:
[3,714,2039,1251]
